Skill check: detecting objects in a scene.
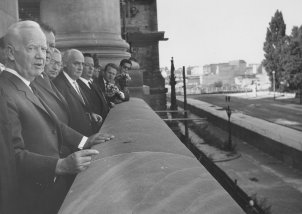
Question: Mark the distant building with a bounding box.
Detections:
[164,60,270,94]
[190,66,203,76]
[186,66,202,86]
[246,63,262,75]
[202,60,246,86]
[235,64,270,90]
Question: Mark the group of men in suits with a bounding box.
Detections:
[0,20,116,214]
[78,53,110,120]
[97,60,132,106]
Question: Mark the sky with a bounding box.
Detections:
[157,0,302,69]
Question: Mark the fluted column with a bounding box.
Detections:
[0,0,18,63]
[0,0,18,37]
[40,0,130,66]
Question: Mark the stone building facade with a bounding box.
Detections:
[202,60,247,86]
[121,0,168,110]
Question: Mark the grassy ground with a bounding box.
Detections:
[188,91,302,131]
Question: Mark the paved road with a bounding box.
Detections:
[188,92,302,131]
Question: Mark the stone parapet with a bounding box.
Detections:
[58,98,243,214]
[177,97,302,170]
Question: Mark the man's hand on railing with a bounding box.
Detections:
[84,132,115,149]
[55,149,99,174]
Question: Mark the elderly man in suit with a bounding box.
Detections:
[31,22,70,125]
[0,20,107,214]
[53,49,102,135]
[78,53,110,120]
[115,58,132,101]
[44,47,62,80]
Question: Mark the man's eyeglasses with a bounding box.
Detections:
[50,60,62,67]
[84,63,94,69]
[122,65,131,70]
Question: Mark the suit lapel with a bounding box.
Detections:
[91,82,106,102]
[35,74,65,105]
[91,81,110,112]
[61,73,86,106]
[35,74,53,94]
[35,75,60,103]
[77,79,91,94]
[2,71,51,118]
[50,81,69,107]
[98,76,106,92]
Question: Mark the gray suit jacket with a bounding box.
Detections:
[0,71,83,214]
[0,89,19,214]
[53,72,95,135]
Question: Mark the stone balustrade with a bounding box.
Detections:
[58,98,243,214]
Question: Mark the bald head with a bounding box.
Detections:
[63,49,84,80]
[3,21,47,81]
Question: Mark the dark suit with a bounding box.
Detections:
[53,72,95,136]
[0,71,83,214]
[32,73,74,158]
[97,74,106,93]
[77,79,109,120]
[0,89,19,214]
[32,73,70,125]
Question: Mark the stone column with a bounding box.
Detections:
[0,0,18,38]
[40,0,130,66]
[0,0,18,63]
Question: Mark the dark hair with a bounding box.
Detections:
[120,59,132,67]
[104,63,119,72]
[83,53,93,58]
[38,21,56,35]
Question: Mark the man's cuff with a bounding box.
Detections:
[78,136,88,149]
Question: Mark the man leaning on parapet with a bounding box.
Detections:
[0,20,111,214]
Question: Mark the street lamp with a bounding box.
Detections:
[272,71,276,100]
[225,96,232,150]
[170,57,177,110]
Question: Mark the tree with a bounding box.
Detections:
[262,10,287,90]
[282,26,302,102]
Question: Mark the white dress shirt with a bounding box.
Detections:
[79,77,91,89]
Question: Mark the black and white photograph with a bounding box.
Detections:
[1,0,302,213]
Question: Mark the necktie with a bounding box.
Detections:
[88,82,92,90]
[73,81,85,104]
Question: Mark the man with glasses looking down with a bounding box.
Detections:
[44,48,62,80]
[115,58,132,101]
